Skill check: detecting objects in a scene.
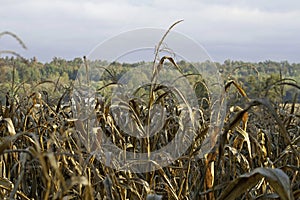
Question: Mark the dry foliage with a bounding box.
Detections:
[0,26,299,200]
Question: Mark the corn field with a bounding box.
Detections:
[0,26,299,200]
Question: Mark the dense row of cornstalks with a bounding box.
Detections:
[0,28,299,200]
[0,65,299,200]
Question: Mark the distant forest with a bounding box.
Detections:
[0,56,299,103]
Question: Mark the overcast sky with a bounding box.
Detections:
[1,0,300,63]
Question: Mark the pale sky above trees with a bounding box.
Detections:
[1,0,299,63]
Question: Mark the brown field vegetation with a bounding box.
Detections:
[0,26,299,199]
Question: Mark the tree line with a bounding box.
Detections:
[0,56,299,103]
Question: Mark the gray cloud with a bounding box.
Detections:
[0,0,299,63]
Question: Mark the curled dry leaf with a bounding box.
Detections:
[1,118,16,135]
[218,167,294,200]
